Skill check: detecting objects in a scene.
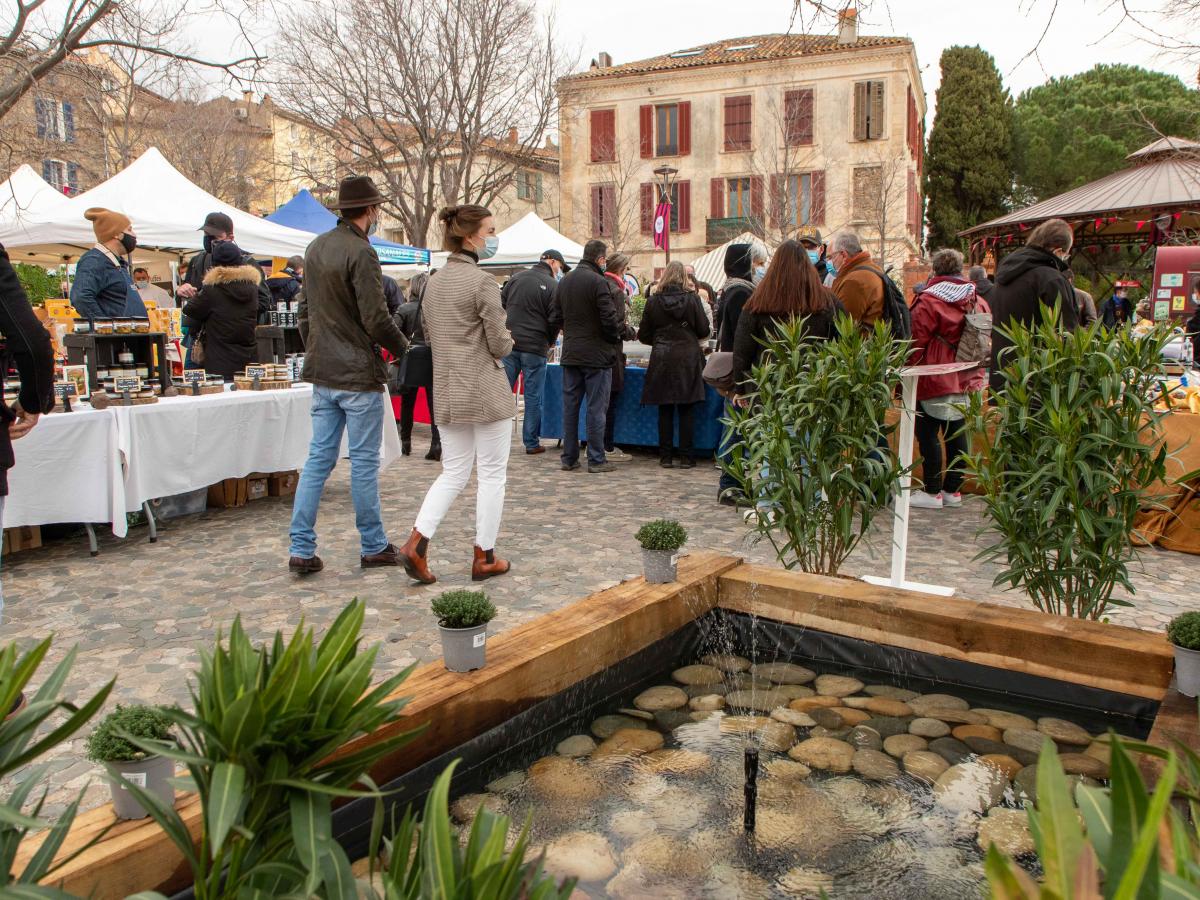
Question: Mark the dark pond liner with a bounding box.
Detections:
[169,607,1156,898]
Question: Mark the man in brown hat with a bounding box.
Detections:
[288,175,410,574]
[70,207,145,319]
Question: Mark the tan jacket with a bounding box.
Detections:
[831,250,884,329]
[422,252,515,425]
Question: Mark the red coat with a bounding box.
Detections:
[908,276,990,401]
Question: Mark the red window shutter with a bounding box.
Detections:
[677,180,691,232]
[710,178,724,218]
[590,109,615,163]
[601,184,616,237]
[724,95,752,151]
[811,171,826,225]
[678,101,691,156]
[750,175,764,219]
[769,174,784,228]
[640,182,654,233]
[639,105,653,158]
[783,89,813,146]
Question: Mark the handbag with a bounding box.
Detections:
[399,343,433,388]
[191,329,207,365]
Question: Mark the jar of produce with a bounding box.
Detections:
[94,319,114,334]
[115,318,133,334]
[118,345,134,366]
[133,319,151,333]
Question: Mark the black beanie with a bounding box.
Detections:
[212,241,243,267]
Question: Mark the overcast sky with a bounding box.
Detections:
[536,0,1196,110]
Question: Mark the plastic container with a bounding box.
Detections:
[642,548,678,584]
[150,487,208,520]
[438,623,488,672]
[1174,644,1200,697]
[107,755,175,820]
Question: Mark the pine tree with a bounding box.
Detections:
[923,46,1014,251]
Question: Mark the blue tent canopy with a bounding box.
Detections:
[266,189,430,266]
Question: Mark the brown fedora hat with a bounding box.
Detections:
[337,175,387,210]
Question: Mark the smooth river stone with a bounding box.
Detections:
[840,696,874,709]
[789,696,843,712]
[555,734,597,757]
[593,728,665,758]
[685,682,729,698]
[528,756,605,803]
[671,664,725,686]
[928,737,972,766]
[774,684,816,700]
[922,708,987,725]
[617,708,655,721]
[814,674,865,697]
[720,714,772,735]
[1058,753,1109,779]
[962,737,1038,766]
[933,762,1010,813]
[977,807,1035,857]
[1084,741,1111,764]
[542,831,618,883]
[758,721,798,752]
[1003,728,1055,756]
[853,748,900,781]
[1037,717,1092,746]
[883,734,927,757]
[909,693,971,713]
[702,653,750,672]
[902,750,950,781]
[979,754,1023,780]
[789,736,855,773]
[689,694,726,712]
[643,749,713,776]
[591,714,648,739]
[765,758,812,780]
[952,724,1003,743]
[750,662,816,684]
[654,709,692,732]
[726,689,790,712]
[485,770,527,794]
[864,684,919,701]
[863,716,910,738]
[730,673,775,690]
[972,708,1037,731]
[633,685,689,711]
[810,725,851,740]
[810,707,846,730]
[909,717,952,738]
[847,726,884,752]
[771,708,817,727]
[832,707,871,726]
[450,792,505,823]
[864,697,914,718]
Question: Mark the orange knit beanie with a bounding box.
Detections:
[84,207,132,243]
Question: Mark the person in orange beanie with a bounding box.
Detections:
[69,207,146,319]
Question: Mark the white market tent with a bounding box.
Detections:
[430,211,584,270]
[690,231,767,292]
[0,165,71,230]
[0,148,315,266]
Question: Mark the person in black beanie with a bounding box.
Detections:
[181,241,262,381]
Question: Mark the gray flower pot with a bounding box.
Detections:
[642,548,679,584]
[107,754,175,820]
[1173,644,1200,698]
[439,623,488,672]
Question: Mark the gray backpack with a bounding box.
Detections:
[954,298,993,366]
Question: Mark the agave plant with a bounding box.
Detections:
[122,599,421,900]
[361,760,575,900]
[0,638,114,895]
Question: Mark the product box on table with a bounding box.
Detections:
[207,478,248,509]
[2,525,42,555]
[247,474,269,502]
[268,470,299,497]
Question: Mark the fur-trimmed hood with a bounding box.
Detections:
[203,264,261,287]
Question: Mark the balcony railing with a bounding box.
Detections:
[706,216,758,245]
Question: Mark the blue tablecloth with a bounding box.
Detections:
[540,363,725,451]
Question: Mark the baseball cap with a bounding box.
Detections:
[795,226,824,247]
[200,212,234,237]
[540,249,571,272]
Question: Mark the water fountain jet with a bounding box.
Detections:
[743,745,759,831]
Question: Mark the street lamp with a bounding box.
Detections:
[653,164,678,263]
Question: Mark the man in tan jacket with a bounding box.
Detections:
[829,231,884,329]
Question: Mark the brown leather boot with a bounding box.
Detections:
[397,529,436,584]
[471,546,511,582]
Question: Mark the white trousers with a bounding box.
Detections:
[414,419,512,550]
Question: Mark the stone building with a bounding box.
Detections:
[556,11,926,276]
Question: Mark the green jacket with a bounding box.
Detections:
[299,219,408,392]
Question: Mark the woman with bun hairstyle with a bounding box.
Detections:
[397,204,516,584]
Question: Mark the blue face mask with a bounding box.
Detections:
[477,235,499,260]
[807,250,820,264]
[555,270,564,282]
[753,265,766,284]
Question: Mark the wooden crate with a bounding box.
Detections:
[233,376,292,391]
[206,478,248,509]
[2,525,41,554]
[268,470,299,497]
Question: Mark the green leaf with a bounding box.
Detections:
[421,761,461,900]
[217,690,265,752]
[206,761,246,859]
[1077,784,1113,867]
[1031,742,1086,895]
[289,789,330,875]
[1113,753,1176,900]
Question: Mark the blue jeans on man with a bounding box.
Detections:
[561,365,611,468]
[502,351,547,451]
[289,385,387,559]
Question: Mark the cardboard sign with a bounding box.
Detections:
[1174,295,1187,312]
[245,365,267,379]
[183,369,207,384]
[1154,300,1170,321]
[1158,289,1172,299]
[114,375,142,393]
[1163,273,1184,287]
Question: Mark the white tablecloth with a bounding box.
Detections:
[6,384,401,538]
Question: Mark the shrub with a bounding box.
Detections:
[1167,611,1200,650]
[85,703,174,762]
[432,590,497,629]
[13,263,61,307]
[635,518,688,553]
[965,311,1171,619]
[722,315,906,575]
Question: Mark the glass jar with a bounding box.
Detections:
[133,318,151,333]
[96,367,111,382]
[136,365,149,379]
[73,320,92,334]
[115,318,133,334]
[94,319,114,334]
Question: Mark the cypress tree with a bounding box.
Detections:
[923,46,1014,251]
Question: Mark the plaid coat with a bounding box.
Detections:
[421,252,515,425]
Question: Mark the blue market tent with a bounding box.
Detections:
[266,189,430,266]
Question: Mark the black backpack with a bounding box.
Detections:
[874,268,912,341]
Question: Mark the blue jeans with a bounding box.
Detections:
[561,365,611,467]
[289,386,388,558]
[718,400,742,497]
[502,351,547,450]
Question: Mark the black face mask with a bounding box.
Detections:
[120,233,137,254]
[203,233,214,253]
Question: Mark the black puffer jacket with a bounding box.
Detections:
[501,261,559,357]
[989,246,1080,392]
[731,293,844,395]
[548,258,622,368]
[715,243,754,352]
[638,287,710,405]
[182,264,261,380]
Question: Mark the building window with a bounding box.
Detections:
[853,81,886,141]
[35,98,75,143]
[42,159,78,194]
[726,177,752,218]
[655,104,679,156]
[783,88,814,146]
[785,173,813,227]
[516,170,544,202]
[853,166,883,221]
[589,108,616,163]
[723,95,752,151]
[590,183,615,237]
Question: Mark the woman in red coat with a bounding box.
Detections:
[908,248,990,510]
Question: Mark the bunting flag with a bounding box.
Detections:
[653,202,671,251]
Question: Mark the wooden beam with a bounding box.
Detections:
[718,566,1173,700]
[1140,676,1200,784]
[20,552,742,899]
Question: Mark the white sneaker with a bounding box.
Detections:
[607,447,632,461]
[942,491,963,508]
[909,490,943,509]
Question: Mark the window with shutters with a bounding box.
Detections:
[852,166,883,221]
[784,173,813,227]
[589,108,616,163]
[35,98,75,143]
[783,89,814,146]
[591,183,616,237]
[655,104,679,156]
[723,95,752,151]
[726,177,751,218]
[516,171,543,202]
[852,80,886,141]
[42,159,68,192]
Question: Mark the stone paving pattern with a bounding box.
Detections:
[4,422,1199,816]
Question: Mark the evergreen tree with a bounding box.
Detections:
[1013,64,1199,203]
[923,46,1014,251]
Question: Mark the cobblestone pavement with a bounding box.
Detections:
[4,422,1200,815]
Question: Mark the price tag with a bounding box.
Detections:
[245,365,267,379]
[54,382,78,399]
[114,375,142,393]
[124,772,147,788]
[183,370,207,384]
[472,632,486,649]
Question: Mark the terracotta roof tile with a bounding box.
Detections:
[561,33,912,82]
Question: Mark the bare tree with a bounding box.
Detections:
[849,148,908,266]
[588,131,651,256]
[270,0,566,246]
[745,92,830,247]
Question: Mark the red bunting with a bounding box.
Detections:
[1136,220,1145,230]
